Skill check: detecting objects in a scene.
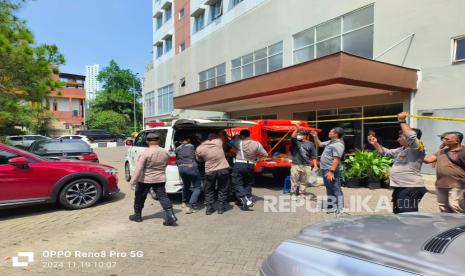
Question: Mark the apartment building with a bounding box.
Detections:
[144,0,465,170]
[46,73,86,136]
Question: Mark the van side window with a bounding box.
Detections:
[134,132,147,147]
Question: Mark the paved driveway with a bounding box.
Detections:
[0,147,439,275]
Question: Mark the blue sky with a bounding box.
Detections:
[19,0,153,76]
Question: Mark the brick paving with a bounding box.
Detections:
[0,147,440,275]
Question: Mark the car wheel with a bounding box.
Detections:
[59,179,102,209]
[124,162,131,182]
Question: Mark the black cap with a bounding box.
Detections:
[146,132,161,140]
[298,129,309,136]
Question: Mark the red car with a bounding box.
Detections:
[0,144,119,210]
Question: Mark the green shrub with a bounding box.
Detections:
[343,150,393,180]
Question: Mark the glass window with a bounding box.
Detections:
[156,84,174,114]
[198,63,226,90]
[134,132,146,147]
[0,149,19,165]
[243,64,253,79]
[294,29,315,49]
[211,0,223,21]
[165,6,172,21]
[343,25,374,58]
[137,130,168,148]
[156,44,163,58]
[254,48,267,60]
[231,57,241,68]
[179,8,185,19]
[156,16,163,29]
[165,37,172,52]
[9,136,22,141]
[179,42,186,52]
[294,46,314,64]
[269,41,283,55]
[343,6,374,32]
[194,13,204,32]
[232,68,241,81]
[255,59,267,75]
[316,37,341,58]
[242,53,253,65]
[232,0,243,7]
[32,141,91,154]
[454,37,465,62]
[316,18,341,42]
[231,41,283,81]
[268,54,283,71]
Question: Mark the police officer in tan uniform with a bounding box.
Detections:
[232,129,268,210]
[196,133,231,215]
[129,132,177,226]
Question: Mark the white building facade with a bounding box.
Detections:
[144,0,465,170]
[85,64,101,103]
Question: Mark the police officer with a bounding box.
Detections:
[232,129,268,210]
[128,132,177,226]
[196,133,231,215]
[368,112,427,214]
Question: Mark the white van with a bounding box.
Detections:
[124,119,256,194]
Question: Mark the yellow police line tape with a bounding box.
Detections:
[303,114,465,124]
[266,114,465,155]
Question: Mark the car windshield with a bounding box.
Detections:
[32,140,91,154]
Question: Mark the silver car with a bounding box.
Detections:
[261,213,465,276]
[6,135,50,149]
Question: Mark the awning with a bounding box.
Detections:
[191,7,205,17]
[174,52,418,112]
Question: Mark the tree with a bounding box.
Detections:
[87,60,142,134]
[87,110,127,134]
[0,0,65,135]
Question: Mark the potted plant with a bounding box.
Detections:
[343,150,393,188]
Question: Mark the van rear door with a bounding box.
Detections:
[173,119,256,129]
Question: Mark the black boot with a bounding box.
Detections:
[163,208,178,226]
[205,205,215,215]
[217,203,226,214]
[129,209,142,222]
[240,197,253,211]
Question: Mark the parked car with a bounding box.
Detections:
[124,119,256,194]
[6,135,50,149]
[76,129,126,143]
[261,213,465,276]
[57,134,92,145]
[0,144,119,209]
[28,139,99,162]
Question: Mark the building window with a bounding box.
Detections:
[232,0,243,7]
[210,0,223,21]
[293,5,374,64]
[155,15,163,29]
[156,44,163,58]
[53,101,58,111]
[453,36,465,63]
[193,12,205,33]
[199,63,226,90]
[165,5,172,22]
[179,42,186,52]
[145,91,156,117]
[157,84,174,115]
[179,78,186,87]
[231,41,283,82]
[165,36,172,52]
[179,8,185,19]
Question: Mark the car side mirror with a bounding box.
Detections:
[125,139,134,146]
[9,157,29,168]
